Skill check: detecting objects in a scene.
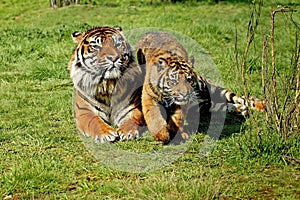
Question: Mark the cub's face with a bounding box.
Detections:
[150,56,197,105]
[71,26,132,80]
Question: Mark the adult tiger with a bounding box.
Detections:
[136,31,265,144]
[68,26,145,143]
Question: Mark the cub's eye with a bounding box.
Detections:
[158,58,165,65]
[186,77,193,84]
[185,73,193,83]
[169,79,177,86]
[157,58,167,72]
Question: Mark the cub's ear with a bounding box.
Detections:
[113,26,123,32]
[71,31,85,43]
[189,55,195,68]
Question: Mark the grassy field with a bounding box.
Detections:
[0,0,300,199]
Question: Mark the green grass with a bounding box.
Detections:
[1,0,300,199]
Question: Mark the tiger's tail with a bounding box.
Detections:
[197,75,266,116]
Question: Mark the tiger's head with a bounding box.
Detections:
[149,55,198,106]
[68,26,134,97]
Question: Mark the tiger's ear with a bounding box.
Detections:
[189,55,195,68]
[71,31,85,43]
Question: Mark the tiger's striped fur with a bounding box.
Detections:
[68,26,145,143]
[136,31,265,144]
[196,76,266,115]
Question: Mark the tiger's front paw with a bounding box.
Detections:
[94,129,119,144]
[117,121,139,141]
[117,128,139,141]
[76,122,119,143]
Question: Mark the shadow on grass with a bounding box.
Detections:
[77,103,246,172]
[185,104,246,141]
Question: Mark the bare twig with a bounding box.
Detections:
[240,1,262,98]
[261,34,274,126]
[234,27,239,72]
[269,6,298,137]
[261,35,268,97]
[270,8,280,134]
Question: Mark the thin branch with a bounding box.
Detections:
[240,1,261,98]
[269,6,299,137]
[234,27,239,72]
[270,8,280,134]
[261,34,268,100]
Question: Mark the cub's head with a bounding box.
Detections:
[150,56,197,106]
[68,26,133,95]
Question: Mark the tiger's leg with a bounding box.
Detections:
[167,105,190,143]
[142,92,170,144]
[74,92,118,143]
[117,107,145,141]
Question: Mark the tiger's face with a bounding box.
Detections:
[68,26,133,96]
[150,56,197,106]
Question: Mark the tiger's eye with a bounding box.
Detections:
[90,44,101,51]
[122,53,129,60]
[96,38,101,44]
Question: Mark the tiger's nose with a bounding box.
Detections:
[179,93,191,101]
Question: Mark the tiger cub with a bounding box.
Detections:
[136,32,200,144]
[68,26,145,143]
[136,31,265,144]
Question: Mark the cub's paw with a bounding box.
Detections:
[153,127,170,144]
[168,131,190,145]
[181,132,189,140]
